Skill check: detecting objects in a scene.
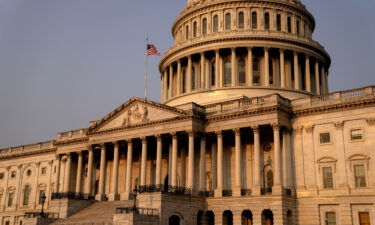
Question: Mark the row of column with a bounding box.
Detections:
[161,47,329,102]
[56,124,292,200]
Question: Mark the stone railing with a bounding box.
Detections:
[58,128,88,140]
[116,207,159,216]
[138,185,192,196]
[24,212,59,219]
[204,94,290,115]
[51,192,94,200]
[0,141,54,157]
[292,86,375,110]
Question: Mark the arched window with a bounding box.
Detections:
[185,25,189,40]
[169,215,181,225]
[242,210,253,225]
[276,14,281,31]
[252,12,257,29]
[225,13,231,30]
[253,58,260,84]
[223,210,233,225]
[287,17,292,33]
[182,70,187,93]
[202,18,207,35]
[213,15,219,32]
[262,210,274,225]
[23,185,31,206]
[238,58,246,85]
[211,61,216,86]
[264,12,270,30]
[223,59,232,86]
[191,65,196,90]
[193,21,198,37]
[296,19,300,35]
[264,166,274,191]
[238,12,244,29]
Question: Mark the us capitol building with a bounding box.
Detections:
[1,0,374,224]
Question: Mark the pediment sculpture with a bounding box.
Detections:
[122,104,149,126]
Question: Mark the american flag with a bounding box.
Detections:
[146,44,161,56]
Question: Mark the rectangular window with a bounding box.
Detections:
[359,212,371,225]
[322,167,334,189]
[8,192,14,207]
[354,165,367,187]
[41,167,47,175]
[320,132,331,144]
[0,173,4,179]
[350,129,363,141]
[11,171,16,178]
[326,212,337,225]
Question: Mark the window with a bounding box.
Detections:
[359,212,371,225]
[8,192,14,207]
[320,132,331,144]
[26,169,32,177]
[296,19,300,35]
[238,58,246,84]
[223,59,232,86]
[325,212,337,225]
[202,18,207,35]
[269,58,273,85]
[41,167,47,175]
[193,21,197,37]
[287,16,292,33]
[39,190,46,204]
[182,70,187,93]
[350,129,363,141]
[253,58,260,84]
[213,15,218,32]
[264,12,270,30]
[185,25,189,39]
[251,12,257,29]
[0,173,4,179]
[225,13,231,30]
[322,167,334,189]
[354,165,367,188]
[23,185,31,206]
[211,61,216,86]
[276,14,281,31]
[191,66,196,90]
[238,12,244,29]
[11,171,16,178]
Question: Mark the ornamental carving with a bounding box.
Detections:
[366,117,375,126]
[122,104,149,126]
[334,121,344,130]
[304,125,314,133]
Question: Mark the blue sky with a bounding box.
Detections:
[0,0,374,148]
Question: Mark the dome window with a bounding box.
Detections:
[202,18,207,35]
[253,58,260,84]
[213,15,219,32]
[251,12,257,29]
[185,25,189,40]
[264,12,270,30]
[223,59,232,86]
[193,21,198,37]
[238,12,244,29]
[238,58,246,84]
[225,13,231,30]
[276,14,281,31]
[296,19,300,35]
[210,61,216,87]
[287,16,292,33]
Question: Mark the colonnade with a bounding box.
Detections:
[55,124,293,200]
[161,47,329,102]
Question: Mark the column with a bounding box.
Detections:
[321,66,327,94]
[169,65,174,98]
[187,56,192,92]
[1,167,10,210]
[54,155,61,193]
[96,144,107,201]
[64,154,72,193]
[234,128,242,196]
[161,73,164,102]
[155,135,163,187]
[171,133,178,188]
[75,151,83,194]
[199,135,206,191]
[140,137,147,186]
[85,147,94,196]
[305,55,311,92]
[264,48,270,86]
[46,161,53,208]
[109,142,120,201]
[215,131,223,197]
[211,142,217,190]
[177,60,181,95]
[294,51,300,90]
[280,49,286,88]
[273,124,282,194]
[252,126,261,195]
[205,58,210,89]
[247,47,253,86]
[164,70,168,100]
[231,48,236,86]
[283,129,292,188]
[315,60,320,94]
[187,131,195,191]
[200,52,205,89]
[123,140,133,199]
[215,50,220,88]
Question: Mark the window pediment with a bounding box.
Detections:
[348,154,370,161]
[317,157,337,164]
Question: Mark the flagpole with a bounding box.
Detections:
[145,38,149,100]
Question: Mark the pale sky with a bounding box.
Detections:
[0,0,374,148]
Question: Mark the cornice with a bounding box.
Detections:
[0,148,56,161]
[293,97,375,117]
[54,137,89,147]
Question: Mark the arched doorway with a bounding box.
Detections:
[206,211,215,225]
[261,210,274,225]
[169,215,181,225]
[287,210,293,225]
[197,211,204,225]
[242,210,253,225]
[222,210,233,225]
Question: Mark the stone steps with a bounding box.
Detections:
[51,200,133,225]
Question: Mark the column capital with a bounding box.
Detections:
[5,166,10,171]
[272,123,280,131]
[293,51,299,57]
[247,46,253,51]
[55,154,62,160]
[334,121,344,130]
[112,141,119,148]
[187,130,195,137]
[99,143,106,150]
[215,130,223,136]
[251,125,259,132]
[264,47,270,51]
[34,162,41,167]
[233,128,241,136]
[304,125,314,133]
[305,54,310,59]
[76,151,82,156]
[17,164,22,170]
[293,126,304,135]
[125,138,133,143]
[155,134,162,140]
[279,48,285,53]
[140,136,147,143]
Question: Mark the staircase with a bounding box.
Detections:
[51,200,133,225]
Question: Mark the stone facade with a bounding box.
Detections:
[0,0,374,225]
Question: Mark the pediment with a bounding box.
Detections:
[348,154,370,161]
[88,97,189,133]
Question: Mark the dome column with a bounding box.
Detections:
[163,70,168,100]
[294,51,300,90]
[200,53,205,90]
[169,65,174,98]
[315,60,320,94]
[177,60,182,95]
[187,55,192,92]
[231,48,237,87]
[205,56,210,89]
[321,66,326,94]
[247,47,253,86]
[215,50,220,88]
[264,48,270,86]
[280,49,286,88]
[305,55,311,92]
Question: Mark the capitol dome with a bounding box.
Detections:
[160,0,331,106]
